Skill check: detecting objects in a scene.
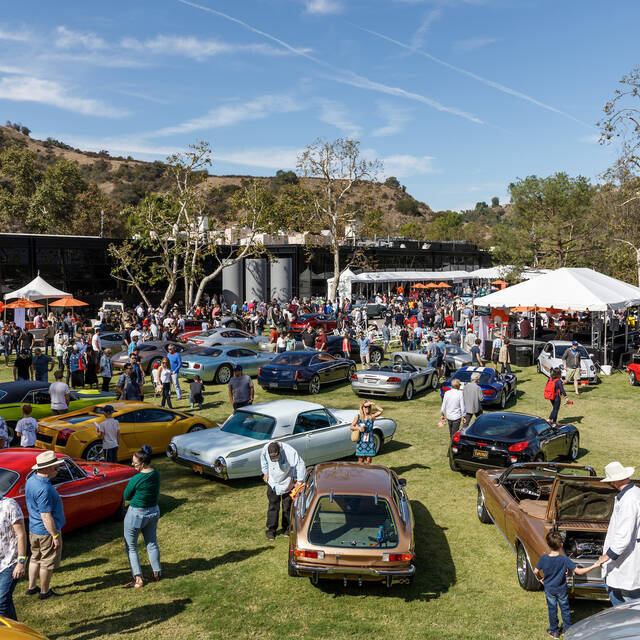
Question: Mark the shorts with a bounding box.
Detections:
[565,368,580,382]
[492,353,500,364]
[29,532,62,570]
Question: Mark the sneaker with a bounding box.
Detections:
[546,629,560,639]
[38,589,62,600]
[281,529,290,537]
[266,531,276,541]
[25,587,39,596]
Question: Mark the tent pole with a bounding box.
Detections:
[604,311,608,367]
[532,305,537,366]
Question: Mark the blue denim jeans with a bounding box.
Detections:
[545,589,571,633]
[0,565,17,620]
[124,506,161,577]
[607,586,640,607]
[171,372,182,399]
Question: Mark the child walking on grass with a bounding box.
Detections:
[534,531,602,638]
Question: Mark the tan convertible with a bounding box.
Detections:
[476,462,620,599]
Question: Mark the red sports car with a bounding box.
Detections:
[290,313,338,334]
[0,448,136,533]
[628,363,640,386]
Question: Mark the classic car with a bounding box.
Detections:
[0,380,116,435]
[391,344,473,373]
[565,598,640,639]
[325,335,384,364]
[0,617,49,640]
[111,340,202,373]
[449,412,580,473]
[180,345,277,383]
[0,448,135,533]
[441,366,517,409]
[627,362,640,385]
[351,362,439,400]
[537,341,598,383]
[166,399,397,479]
[177,316,246,342]
[258,351,355,394]
[289,313,338,334]
[476,462,616,598]
[351,301,388,319]
[288,461,415,586]
[36,401,215,461]
[187,328,269,350]
[98,331,127,355]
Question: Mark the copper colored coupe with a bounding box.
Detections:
[288,461,415,587]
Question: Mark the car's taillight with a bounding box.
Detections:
[258,367,261,376]
[387,377,402,383]
[56,429,75,445]
[510,456,518,463]
[441,386,451,392]
[482,389,495,396]
[452,430,461,443]
[382,553,413,562]
[194,364,201,369]
[351,374,358,380]
[508,441,529,452]
[294,548,325,559]
[295,371,300,380]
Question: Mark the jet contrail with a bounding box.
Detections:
[351,23,593,129]
[176,0,483,124]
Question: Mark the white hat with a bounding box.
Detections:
[601,461,635,483]
[32,450,64,471]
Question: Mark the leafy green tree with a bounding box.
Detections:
[395,198,421,216]
[398,221,427,239]
[491,196,500,207]
[428,210,463,240]
[360,208,383,238]
[385,176,400,189]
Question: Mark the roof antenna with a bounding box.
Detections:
[329,489,334,503]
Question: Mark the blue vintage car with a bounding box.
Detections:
[180,345,277,384]
[257,350,356,394]
[440,366,517,409]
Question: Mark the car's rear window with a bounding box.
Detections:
[308,494,398,548]
[452,370,494,385]
[271,353,311,366]
[0,467,20,496]
[221,411,275,440]
[199,348,223,357]
[466,420,534,440]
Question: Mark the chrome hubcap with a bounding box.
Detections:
[87,445,103,461]
[218,367,231,383]
[477,492,484,518]
[406,384,413,399]
[311,379,319,393]
[571,437,579,458]
[517,547,526,583]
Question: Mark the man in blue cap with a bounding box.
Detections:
[562,340,582,395]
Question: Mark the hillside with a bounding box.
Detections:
[0,125,433,238]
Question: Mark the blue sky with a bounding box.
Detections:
[0,0,637,211]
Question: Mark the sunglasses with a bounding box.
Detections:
[363,404,372,409]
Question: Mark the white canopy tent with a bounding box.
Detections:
[3,275,70,301]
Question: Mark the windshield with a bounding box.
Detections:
[0,467,20,496]
[452,370,494,385]
[271,353,311,366]
[221,411,275,440]
[555,345,589,358]
[308,494,399,548]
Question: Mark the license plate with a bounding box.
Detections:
[473,449,488,458]
[365,377,378,384]
[192,464,203,474]
[269,383,278,388]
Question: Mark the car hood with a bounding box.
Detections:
[171,427,265,464]
[566,599,640,639]
[328,408,358,423]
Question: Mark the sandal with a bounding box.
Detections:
[123,579,144,589]
[151,572,161,582]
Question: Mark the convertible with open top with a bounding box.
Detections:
[350,362,439,400]
[476,462,619,599]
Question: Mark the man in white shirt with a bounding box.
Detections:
[260,441,305,541]
[0,495,27,620]
[94,405,120,463]
[91,329,102,353]
[49,370,70,415]
[440,378,466,438]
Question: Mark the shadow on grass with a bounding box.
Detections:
[50,598,192,640]
[158,493,187,516]
[384,439,413,453]
[313,500,455,602]
[59,547,271,595]
[571,599,611,625]
[391,463,430,476]
[561,416,584,424]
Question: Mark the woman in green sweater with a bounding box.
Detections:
[123,445,161,588]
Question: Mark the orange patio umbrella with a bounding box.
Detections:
[424,282,438,288]
[491,279,508,286]
[411,283,428,289]
[437,282,451,288]
[4,298,42,309]
[49,296,89,308]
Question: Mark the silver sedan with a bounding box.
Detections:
[187,328,269,350]
[351,362,439,400]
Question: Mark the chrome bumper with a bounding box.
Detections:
[351,382,405,398]
[168,451,227,479]
[291,561,415,579]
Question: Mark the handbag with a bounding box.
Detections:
[351,428,361,443]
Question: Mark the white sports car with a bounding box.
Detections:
[537,340,598,383]
[166,399,397,480]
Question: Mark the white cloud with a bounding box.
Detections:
[150,94,304,137]
[0,75,128,118]
[372,102,413,136]
[54,26,107,50]
[46,52,150,69]
[452,36,496,53]
[317,100,361,136]
[382,154,438,177]
[0,27,31,42]
[411,8,442,49]
[579,134,600,144]
[304,0,343,14]
[217,147,301,169]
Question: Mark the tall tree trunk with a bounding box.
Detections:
[329,242,340,301]
[193,267,222,308]
[636,247,640,287]
[160,277,177,315]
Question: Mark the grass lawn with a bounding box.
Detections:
[3,358,637,640]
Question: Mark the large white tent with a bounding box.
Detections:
[472,268,640,312]
[3,275,70,301]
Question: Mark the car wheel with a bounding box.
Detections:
[287,554,298,577]
[83,441,104,462]
[499,391,506,409]
[630,371,638,386]
[448,447,459,472]
[216,364,233,384]
[373,431,383,454]
[567,434,580,461]
[403,382,414,401]
[431,372,439,389]
[188,423,206,433]
[308,375,320,394]
[517,543,542,591]
[370,349,382,363]
[477,488,492,524]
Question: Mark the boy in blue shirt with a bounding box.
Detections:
[534,531,601,637]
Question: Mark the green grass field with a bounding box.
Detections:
[3,359,637,640]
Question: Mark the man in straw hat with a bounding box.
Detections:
[597,461,640,606]
[24,451,65,600]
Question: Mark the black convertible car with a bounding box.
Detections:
[449,412,580,473]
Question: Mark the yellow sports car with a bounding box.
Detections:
[36,402,215,461]
[0,618,49,640]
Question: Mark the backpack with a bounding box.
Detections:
[544,379,557,400]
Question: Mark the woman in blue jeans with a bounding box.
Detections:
[122,445,161,588]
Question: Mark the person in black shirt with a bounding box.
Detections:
[13,350,33,381]
[301,326,316,350]
[383,310,393,327]
[189,375,205,410]
[19,330,34,354]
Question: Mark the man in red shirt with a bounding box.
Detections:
[314,328,327,351]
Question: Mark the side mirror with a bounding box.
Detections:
[398,477,407,487]
[93,467,100,476]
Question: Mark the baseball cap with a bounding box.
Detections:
[572,340,578,346]
[234,364,243,372]
[267,441,281,460]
